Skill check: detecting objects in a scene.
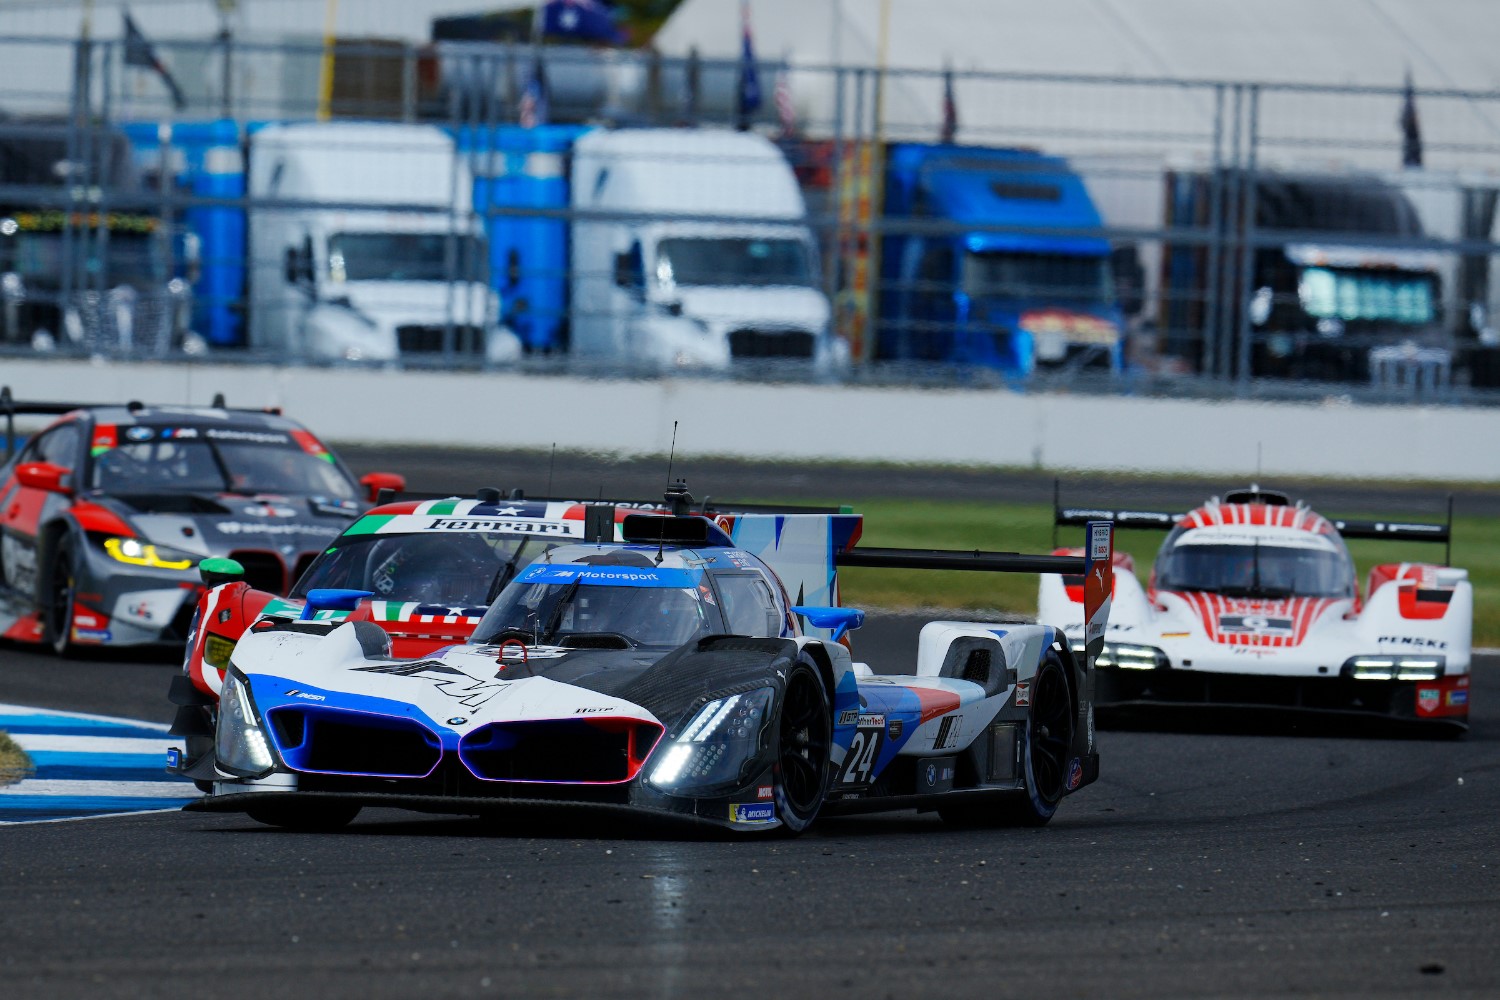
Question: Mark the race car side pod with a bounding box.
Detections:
[833,520,1115,668]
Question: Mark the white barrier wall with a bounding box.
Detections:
[5,359,1499,481]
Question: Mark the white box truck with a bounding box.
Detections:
[567,128,845,371]
[247,122,520,365]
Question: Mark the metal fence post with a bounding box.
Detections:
[1235,84,1260,389]
[1202,82,1225,380]
[1214,84,1243,382]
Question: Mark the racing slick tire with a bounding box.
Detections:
[43,533,81,658]
[941,651,1075,828]
[771,659,833,836]
[245,800,363,832]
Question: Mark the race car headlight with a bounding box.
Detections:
[102,536,195,571]
[648,687,773,792]
[1095,642,1169,670]
[203,634,237,671]
[216,670,276,777]
[1342,655,1446,681]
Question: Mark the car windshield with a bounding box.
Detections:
[655,237,815,288]
[1297,267,1435,325]
[1155,539,1352,598]
[293,532,553,607]
[962,251,1112,305]
[474,563,725,647]
[90,431,357,499]
[327,231,486,283]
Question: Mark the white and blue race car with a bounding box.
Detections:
[181,486,1115,834]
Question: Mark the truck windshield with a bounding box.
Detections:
[963,251,1112,305]
[2,226,163,288]
[327,232,485,283]
[655,237,814,288]
[1296,267,1435,325]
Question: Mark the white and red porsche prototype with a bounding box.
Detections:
[1039,486,1471,733]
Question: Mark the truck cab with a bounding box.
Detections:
[877,145,1124,377]
[569,128,845,373]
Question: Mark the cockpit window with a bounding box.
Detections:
[474,563,727,647]
[1155,529,1352,599]
[713,572,782,636]
[293,532,550,606]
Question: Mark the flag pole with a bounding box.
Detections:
[316,0,339,121]
[860,0,891,365]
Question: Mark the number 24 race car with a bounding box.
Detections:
[173,484,1116,834]
[1041,485,1471,734]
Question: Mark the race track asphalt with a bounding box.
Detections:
[2,625,1497,999]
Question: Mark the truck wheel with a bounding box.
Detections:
[245,800,362,831]
[771,660,832,835]
[44,534,80,657]
[942,651,1075,828]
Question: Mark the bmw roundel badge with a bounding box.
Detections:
[447,717,468,726]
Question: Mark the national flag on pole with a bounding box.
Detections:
[122,9,186,111]
[774,65,797,137]
[736,1,762,131]
[1400,69,1423,168]
[940,65,958,145]
[539,0,624,44]
[519,54,549,127]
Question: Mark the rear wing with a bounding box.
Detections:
[1329,505,1453,566]
[1,386,283,462]
[828,521,1115,668]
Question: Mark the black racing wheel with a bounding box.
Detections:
[772,659,832,835]
[943,650,1075,828]
[44,534,80,658]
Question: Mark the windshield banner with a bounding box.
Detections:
[516,564,700,588]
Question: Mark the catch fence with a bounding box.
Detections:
[2,33,1498,401]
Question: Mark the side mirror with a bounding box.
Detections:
[199,556,245,588]
[360,471,406,503]
[1110,243,1146,317]
[613,246,644,294]
[791,605,866,641]
[15,461,72,496]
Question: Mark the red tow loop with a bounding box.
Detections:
[497,638,529,667]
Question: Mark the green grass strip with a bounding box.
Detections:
[0,731,34,787]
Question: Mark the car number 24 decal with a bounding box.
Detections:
[839,714,886,785]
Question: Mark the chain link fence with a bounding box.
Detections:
[3,34,1499,401]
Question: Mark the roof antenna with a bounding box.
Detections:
[665,420,679,492]
[657,421,679,565]
[547,442,556,497]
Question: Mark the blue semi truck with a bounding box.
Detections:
[875,144,1127,376]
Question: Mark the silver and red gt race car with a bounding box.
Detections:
[0,387,403,655]
[172,483,1117,834]
[1040,485,1471,733]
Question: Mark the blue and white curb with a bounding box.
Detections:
[0,703,201,824]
